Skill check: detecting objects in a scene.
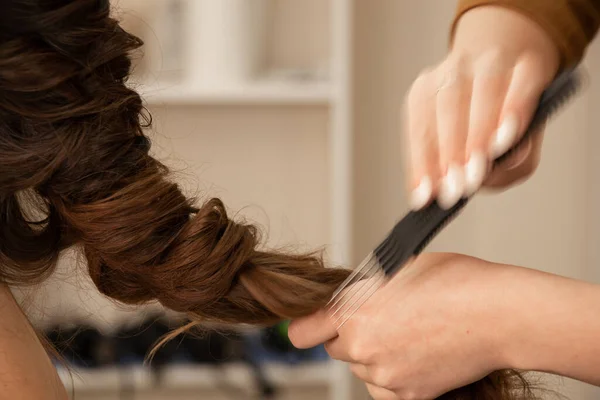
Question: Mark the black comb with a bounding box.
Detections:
[328,68,584,327]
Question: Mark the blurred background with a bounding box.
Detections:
[16,1,600,399]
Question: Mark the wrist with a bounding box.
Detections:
[455,259,538,372]
[487,265,543,370]
[478,263,569,371]
[478,263,535,370]
[492,266,600,385]
[451,6,560,77]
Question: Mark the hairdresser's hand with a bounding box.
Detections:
[291,253,515,399]
[405,6,561,210]
[289,253,600,399]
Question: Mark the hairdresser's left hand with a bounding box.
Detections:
[288,253,519,399]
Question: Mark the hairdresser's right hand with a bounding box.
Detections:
[405,6,561,210]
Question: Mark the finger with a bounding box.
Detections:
[464,53,511,195]
[406,70,439,210]
[288,309,338,349]
[365,383,398,400]
[349,363,375,384]
[324,336,354,362]
[489,54,553,161]
[484,127,544,189]
[434,62,471,209]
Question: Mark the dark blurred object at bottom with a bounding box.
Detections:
[45,316,330,398]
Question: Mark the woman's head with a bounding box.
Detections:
[0,1,535,399]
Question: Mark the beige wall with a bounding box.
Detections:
[352,0,459,259]
[351,1,600,399]
[266,0,330,71]
[148,105,331,252]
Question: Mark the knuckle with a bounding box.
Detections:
[445,51,469,70]
[404,392,419,400]
[346,336,373,362]
[397,388,422,400]
[347,342,366,362]
[517,51,556,82]
[408,71,433,105]
[513,60,551,95]
[474,47,511,72]
[481,47,504,62]
[371,367,395,389]
[435,60,471,95]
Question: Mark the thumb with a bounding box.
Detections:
[288,308,338,349]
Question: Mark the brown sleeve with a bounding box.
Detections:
[451,0,600,67]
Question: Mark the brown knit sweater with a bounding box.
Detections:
[453,0,600,67]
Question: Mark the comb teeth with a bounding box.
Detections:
[328,253,378,310]
[327,252,380,307]
[328,232,405,329]
[412,198,468,255]
[329,255,386,329]
[328,68,584,327]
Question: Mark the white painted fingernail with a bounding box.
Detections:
[489,114,519,158]
[464,152,488,196]
[438,164,465,209]
[410,176,432,210]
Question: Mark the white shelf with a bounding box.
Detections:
[139,79,332,106]
[58,361,332,392]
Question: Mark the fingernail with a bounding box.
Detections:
[438,164,465,209]
[410,176,432,210]
[489,114,519,158]
[464,152,487,196]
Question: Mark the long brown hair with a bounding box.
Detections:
[0,1,536,398]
